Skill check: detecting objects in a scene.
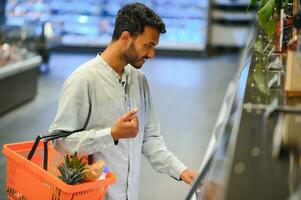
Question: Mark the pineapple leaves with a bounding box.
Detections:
[64,152,86,169]
[65,154,70,166]
[58,165,85,185]
[58,152,87,185]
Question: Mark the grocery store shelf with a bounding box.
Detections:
[0,55,41,116]
[0,55,42,80]
[5,0,209,52]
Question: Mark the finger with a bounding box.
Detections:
[129,116,138,127]
[182,175,194,185]
[122,108,138,121]
[186,177,193,185]
[128,113,138,121]
[131,116,139,128]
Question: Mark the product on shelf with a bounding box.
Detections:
[0,43,28,67]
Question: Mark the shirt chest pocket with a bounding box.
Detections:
[90,93,124,127]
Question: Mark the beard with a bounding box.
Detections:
[124,42,146,69]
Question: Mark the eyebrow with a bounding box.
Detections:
[149,42,157,46]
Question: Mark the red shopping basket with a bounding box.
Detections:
[2,132,116,200]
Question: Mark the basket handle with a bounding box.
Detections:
[27,131,93,170]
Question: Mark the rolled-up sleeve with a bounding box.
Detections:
[141,75,187,180]
[49,72,115,155]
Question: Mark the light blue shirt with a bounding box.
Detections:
[49,54,187,200]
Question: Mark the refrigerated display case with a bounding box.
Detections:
[187,16,301,199]
[0,1,42,115]
[5,0,209,51]
[186,28,254,200]
[0,42,42,116]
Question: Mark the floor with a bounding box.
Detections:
[0,51,238,200]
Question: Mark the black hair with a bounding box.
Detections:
[112,2,166,40]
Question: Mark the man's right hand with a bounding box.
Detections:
[111,108,139,140]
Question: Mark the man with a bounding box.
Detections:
[49,3,196,200]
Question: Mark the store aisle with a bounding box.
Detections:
[0,52,238,200]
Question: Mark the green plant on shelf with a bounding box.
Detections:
[249,0,291,38]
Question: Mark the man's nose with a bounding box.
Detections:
[147,48,155,59]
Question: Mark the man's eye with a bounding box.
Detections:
[144,44,152,49]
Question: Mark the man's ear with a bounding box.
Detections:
[120,31,132,47]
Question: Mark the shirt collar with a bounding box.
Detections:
[96,54,130,85]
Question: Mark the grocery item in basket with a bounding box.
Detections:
[84,160,105,181]
[57,152,86,185]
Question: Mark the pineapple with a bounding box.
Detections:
[57,152,86,185]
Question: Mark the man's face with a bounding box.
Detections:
[124,26,160,69]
